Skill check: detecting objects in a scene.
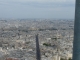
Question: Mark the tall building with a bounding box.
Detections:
[73,0,80,60]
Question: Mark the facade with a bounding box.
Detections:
[73,0,80,60]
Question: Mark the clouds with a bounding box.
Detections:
[0,0,75,8]
[0,0,75,5]
[8,0,75,3]
[0,0,75,19]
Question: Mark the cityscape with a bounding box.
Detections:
[0,0,78,60]
[0,19,74,60]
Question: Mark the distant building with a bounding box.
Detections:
[67,53,72,60]
[52,55,60,60]
[6,57,19,60]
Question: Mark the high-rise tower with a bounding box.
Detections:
[73,0,80,60]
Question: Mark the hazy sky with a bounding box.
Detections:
[0,0,75,19]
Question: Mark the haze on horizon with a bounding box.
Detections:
[0,0,75,19]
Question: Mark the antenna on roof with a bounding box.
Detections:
[35,34,41,60]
